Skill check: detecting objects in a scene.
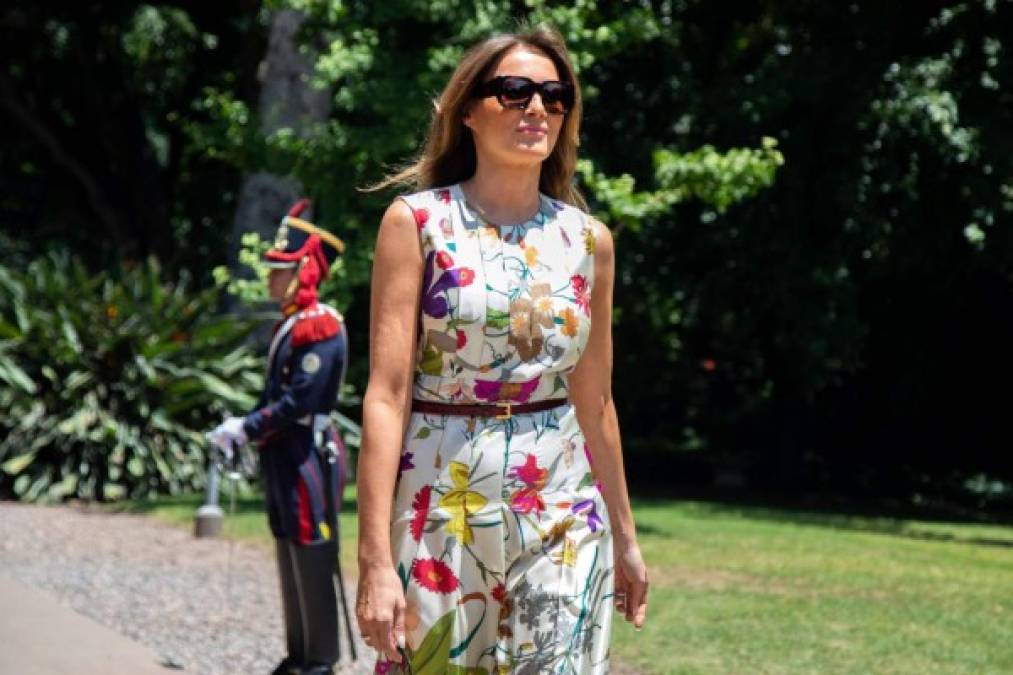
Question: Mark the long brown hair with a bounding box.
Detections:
[364,23,586,209]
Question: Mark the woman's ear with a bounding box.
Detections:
[461,102,474,130]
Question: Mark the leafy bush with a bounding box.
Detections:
[0,252,269,501]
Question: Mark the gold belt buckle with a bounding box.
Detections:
[495,401,512,420]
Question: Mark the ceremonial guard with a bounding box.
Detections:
[210,200,349,675]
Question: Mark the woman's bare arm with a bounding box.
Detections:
[356,197,422,660]
[358,197,421,565]
[569,218,634,539]
[568,217,648,627]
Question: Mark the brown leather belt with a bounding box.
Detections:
[411,397,569,420]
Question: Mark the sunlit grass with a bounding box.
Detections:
[117,490,1013,674]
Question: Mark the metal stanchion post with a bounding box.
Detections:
[195,447,225,538]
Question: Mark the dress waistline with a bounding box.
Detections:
[410,397,569,420]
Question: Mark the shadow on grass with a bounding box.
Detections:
[106,492,361,518]
[105,486,1013,549]
[632,488,1013,549]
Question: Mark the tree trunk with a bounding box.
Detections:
[227,9,331,312]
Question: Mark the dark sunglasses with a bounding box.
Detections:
[471,75,575,115]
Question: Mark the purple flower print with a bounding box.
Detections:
[571,498,603,532]
[398,451,415,478]
[473,375,541,403]
[421,250,475,319]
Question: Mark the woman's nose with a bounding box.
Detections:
[524,92,548,116]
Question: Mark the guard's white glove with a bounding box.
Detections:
[207,416,248,459]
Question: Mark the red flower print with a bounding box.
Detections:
[456,329,467,350]
[509,455,549,514]
[491,583,507,602]
[510,487,546,515]
[571,274,590,316]
[410,485,432,542]
[413,207,430,229]
[412,558,459,594]
[458,268,475,286]
[374,658,393,674]
[510,453,548,489]
[436,188,451,204]
[436,250,454,269]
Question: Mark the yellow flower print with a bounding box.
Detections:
[510,310,530,335]
[583,224,596,253]
[438,461,488,545]
[524,245,539,268]
[552,536,578,567]
[561,307,580,337]
[534,295,554,314]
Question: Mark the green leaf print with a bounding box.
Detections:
[420,342,443,376]
[415,426,432,439]
[407,609,455,675]
[577,472,595,490]
[398,562,409,592]
[485,308,510,330]
[446,666,489,674]
[448,593,488,659]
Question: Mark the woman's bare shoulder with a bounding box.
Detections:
[374,197,422,264]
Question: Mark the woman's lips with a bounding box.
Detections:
[518,126,547,135]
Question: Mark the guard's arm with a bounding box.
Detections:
[242,339,337,441]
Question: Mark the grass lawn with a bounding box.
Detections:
[116,488,1013,675]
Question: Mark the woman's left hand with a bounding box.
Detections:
[613,539,648,629]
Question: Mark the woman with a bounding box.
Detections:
[356,24,648,674]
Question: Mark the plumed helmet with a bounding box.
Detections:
[264,199,346,308]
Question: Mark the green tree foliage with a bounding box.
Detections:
[4,1,1012,502]
[0,2,263,275]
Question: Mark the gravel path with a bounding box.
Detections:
[0,501,375,675]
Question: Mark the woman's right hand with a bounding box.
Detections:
[356,562,408,664]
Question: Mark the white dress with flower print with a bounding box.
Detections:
[378,183,614,675]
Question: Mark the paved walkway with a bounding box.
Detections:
[0,575,182,674]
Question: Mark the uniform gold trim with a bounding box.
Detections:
[284,216,346,254]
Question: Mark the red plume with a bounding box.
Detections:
[290,237,340,346]
[288,199,312,218]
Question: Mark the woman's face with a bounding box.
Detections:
[267,267,296,302]
[463,45,566,169]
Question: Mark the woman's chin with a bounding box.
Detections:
[502,144,552,166]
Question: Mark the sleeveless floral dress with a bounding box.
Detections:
[377,182,614,675]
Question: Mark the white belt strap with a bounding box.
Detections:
[296,413,331,431]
